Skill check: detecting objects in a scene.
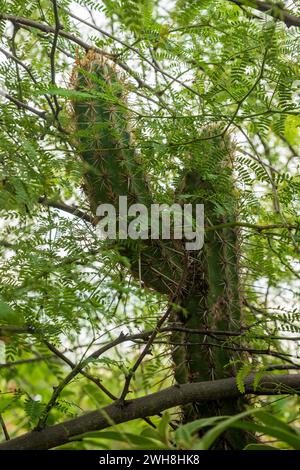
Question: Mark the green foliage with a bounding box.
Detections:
[175,408,300,450]
[0,0,299,451]
[65,406,300,450]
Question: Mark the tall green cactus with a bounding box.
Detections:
[171,136,250,448]
[72,51,184,294]
[72,52,251,449]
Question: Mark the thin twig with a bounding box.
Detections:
[49,0,61,118]
[0,414,10,441]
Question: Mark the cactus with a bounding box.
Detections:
[72,51,184,294]
[171,135,250,448]
[72,52,251,449]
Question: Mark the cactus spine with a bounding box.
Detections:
[72,52,251,449]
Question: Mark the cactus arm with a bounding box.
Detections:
[72,51,184,294]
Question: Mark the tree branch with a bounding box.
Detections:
[0,414,10,441]
[0,357,54,369]
[1,373,300,450]
[49,0,61,118]
[118,304,175,403]
[0,90,46,119]
[0,13,156,93]
[38,197,94,224]
[0,13,110,58]
[0,46,58,118]
[37,197,300,233]
[226,0,300,28]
